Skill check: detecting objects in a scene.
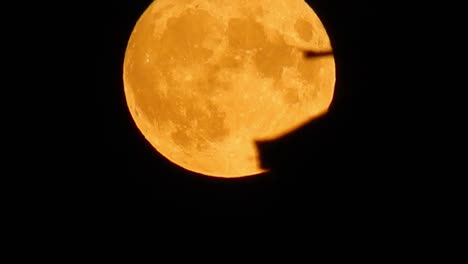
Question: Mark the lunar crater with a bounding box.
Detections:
[294,18,314,41]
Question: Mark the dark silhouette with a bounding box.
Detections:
[303,50,334,58]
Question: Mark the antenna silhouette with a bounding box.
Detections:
[303,50,333,58]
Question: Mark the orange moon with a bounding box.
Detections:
[123,0,335,178]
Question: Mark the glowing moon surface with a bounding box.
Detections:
[123,0,335,178]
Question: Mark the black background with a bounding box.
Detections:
[4,0,458,255]
[77,0,405,228]
[4,0,455,253]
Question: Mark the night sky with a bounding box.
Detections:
[89,0,387,222]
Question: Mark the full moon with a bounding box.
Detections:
[123,0,335,178]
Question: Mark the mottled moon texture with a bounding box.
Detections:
[123,0,335,178]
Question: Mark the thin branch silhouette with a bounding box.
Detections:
[303,50,333,58]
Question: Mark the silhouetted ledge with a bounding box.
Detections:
[254,110,357,195]
[256,113,337,170]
